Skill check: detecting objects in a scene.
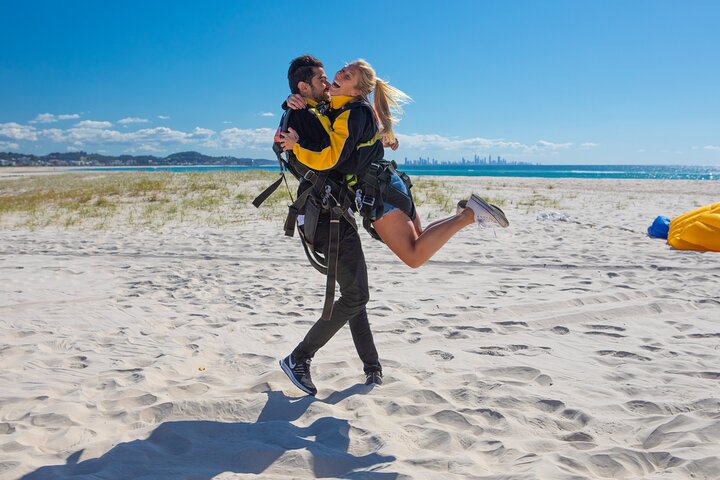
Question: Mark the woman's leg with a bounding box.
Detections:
[373,208,475,268]
[412,212,460,236]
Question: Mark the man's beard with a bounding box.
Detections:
[312,87,330,103]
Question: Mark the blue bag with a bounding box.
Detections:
[647,215,670,239]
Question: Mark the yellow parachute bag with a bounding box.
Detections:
[667,202,720,252]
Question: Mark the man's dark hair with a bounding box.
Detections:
[288,55,324,94]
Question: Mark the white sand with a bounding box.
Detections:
[1,176,719,479]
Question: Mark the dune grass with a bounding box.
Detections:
[0,170,513,230]
[0,171,286,230]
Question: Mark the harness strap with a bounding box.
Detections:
[254,109,296,208]
[321,206,342,320]
[252,176,284,208]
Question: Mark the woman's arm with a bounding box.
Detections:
[289,107,361,171]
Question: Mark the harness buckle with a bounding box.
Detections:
[355,189,364,212]
[363,195,375,208]
[303,170,317,182]
[321,184,332,208]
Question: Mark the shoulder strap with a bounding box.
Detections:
[254,109,297,208]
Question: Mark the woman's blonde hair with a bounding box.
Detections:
[350,59,411,144]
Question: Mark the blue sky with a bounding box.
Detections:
[1,0,718,164]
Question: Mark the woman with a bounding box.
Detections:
[280,59,508,268]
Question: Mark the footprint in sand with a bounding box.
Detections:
[64,355,89,369]
[560,431,597,450]
[139,402,175,424]
[495,321,529,328]
[471,345,531,357]
[584,331,626,338]
[403,317,430,326]
[596,350,651,361]
[483,366,553,386]
[552,326,570,335]
[554,408,592,431]
[0,423,16,435]
[624,400,665,415]
[444,330,468,340]
[585,324,626,332]
[427,350,454,361]
[687,332,720,338]
[535,399,565,413]
[457,325,494,333]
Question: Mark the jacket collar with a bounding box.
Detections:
[330,95,356,110]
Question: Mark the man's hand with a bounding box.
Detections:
[280,127,299,151]
[383,137,400,151]
[286,94,307,110]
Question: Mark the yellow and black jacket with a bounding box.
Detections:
[291,95,383,179]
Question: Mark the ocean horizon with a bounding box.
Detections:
[74,163,720,180]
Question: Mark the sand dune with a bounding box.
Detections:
[1,176,719,479]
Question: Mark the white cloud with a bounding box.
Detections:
[0,122,39,141]
[118,117,149,125]
[3,119,274,153]
[203,127,274,150]
[127,127,191,144]
[75,120,113,128]
[157,115,170,120]
[125,144,164,154]
[190,127,216,140]
[0,141,20,150]
[535,140,573,150]
[580,142,600,149]
[395,133,574,153]
[29,113,81,124]
[260,112,275,117]
[703,145,720,152]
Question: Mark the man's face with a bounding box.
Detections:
[304,67,331,103]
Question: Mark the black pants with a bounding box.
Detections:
[293,216,381,374]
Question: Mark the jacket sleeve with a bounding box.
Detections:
[285,108,331,156]
[291,107,362,171]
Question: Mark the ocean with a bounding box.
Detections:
[80,164,719,180]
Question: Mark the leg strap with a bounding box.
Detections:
[321,206,342,320]
[252,175,284,208]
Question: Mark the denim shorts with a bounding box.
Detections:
[383,172,409,216]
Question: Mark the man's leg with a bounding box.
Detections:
[292,220,380,373]
[348,307,381,374]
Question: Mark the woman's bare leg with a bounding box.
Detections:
[373,208,474,268]
[411,212,453,236]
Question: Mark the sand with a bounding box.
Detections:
[1,174,719,479]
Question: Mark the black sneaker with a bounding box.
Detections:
[365,371,383,386]
[279,354,317,396]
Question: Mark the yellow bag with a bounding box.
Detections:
[668,202,720,252]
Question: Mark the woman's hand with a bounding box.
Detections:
[286,94,307,110]
[383,137,400,151]
[280,127,299,151]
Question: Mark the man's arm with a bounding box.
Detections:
[290,107,366,172]
[284,109,332,156]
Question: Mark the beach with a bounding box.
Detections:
[1,170,719,479]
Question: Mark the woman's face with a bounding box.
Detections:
[329,64,361,97]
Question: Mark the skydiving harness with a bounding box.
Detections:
[253,102,415,321]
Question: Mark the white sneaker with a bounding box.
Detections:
[465,193,509,228]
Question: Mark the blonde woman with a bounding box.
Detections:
[281,59,508,269]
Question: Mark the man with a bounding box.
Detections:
[278,55,383,396]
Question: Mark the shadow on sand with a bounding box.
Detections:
[21,386,397,479]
